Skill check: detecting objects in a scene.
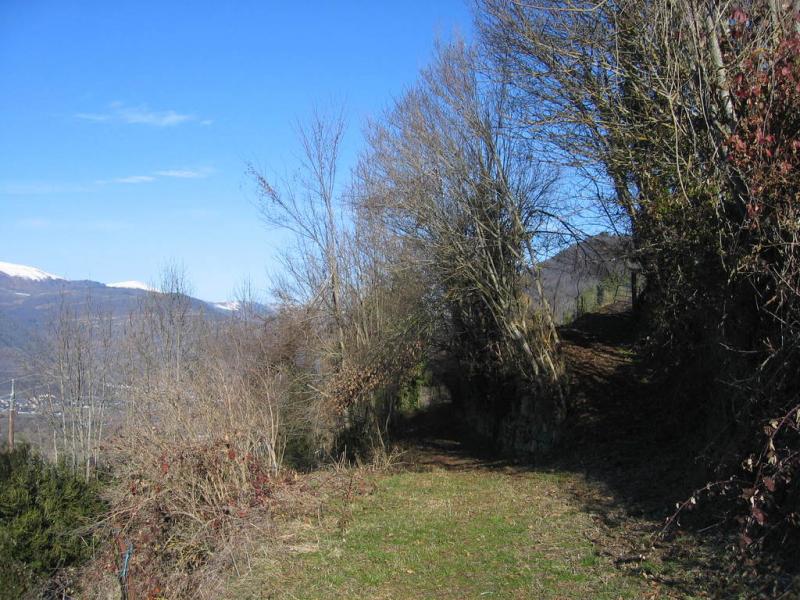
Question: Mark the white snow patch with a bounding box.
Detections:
[212,301,241,312]
[107,280,156,292]
[0,261,64,281]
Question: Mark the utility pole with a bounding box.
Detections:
[7,378,15,450]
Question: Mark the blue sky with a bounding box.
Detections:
[0,1,473,301]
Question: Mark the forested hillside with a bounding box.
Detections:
[538,232,631,322]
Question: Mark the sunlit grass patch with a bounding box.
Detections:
[232,468,659,599]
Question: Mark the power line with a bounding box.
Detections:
[0,373,37,387]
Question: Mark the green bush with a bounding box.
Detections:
[0,444,104,598]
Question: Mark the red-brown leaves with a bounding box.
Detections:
[732,8,748,26]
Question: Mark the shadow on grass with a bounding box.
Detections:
[390,303,771,598]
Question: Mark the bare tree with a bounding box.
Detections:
[478,0,800,548]
[362,41,563,386]
[42,292,116,479]
[356,41,567,452]
[122,263,198,402]
[251,106,348,364]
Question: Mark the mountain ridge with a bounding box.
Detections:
[0,261,266,389]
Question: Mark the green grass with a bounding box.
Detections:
[232,467,660,599]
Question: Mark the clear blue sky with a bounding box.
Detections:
[0,1,473,301]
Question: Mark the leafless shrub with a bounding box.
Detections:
[77,269,297,598]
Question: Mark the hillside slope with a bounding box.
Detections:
[538,233,631,323]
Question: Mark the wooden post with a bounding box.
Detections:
[596,283,606,308]
[7,379,15,450]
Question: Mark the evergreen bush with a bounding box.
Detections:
[0,444,104,598]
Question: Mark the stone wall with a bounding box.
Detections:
[443,371,563,459]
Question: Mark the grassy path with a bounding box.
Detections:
[231,455,684,599]
[230,304,715,598]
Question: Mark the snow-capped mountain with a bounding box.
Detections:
[107,280,157,292]
[212,300,241,312]
[0,260,267,388]
[0,261,64,282]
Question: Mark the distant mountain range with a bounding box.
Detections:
[0,261,265,390]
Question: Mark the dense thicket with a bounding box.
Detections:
[479,0,800,557]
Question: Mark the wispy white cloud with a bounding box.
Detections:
[15,217,52,229]
[155,168,213,179]
[75,102,204,127]
[117,106,192,127]
[112,175,156,184]
[82,219,129,232]
[93,175,155,185]
[2,167,213,196]
[74,112,111,122]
